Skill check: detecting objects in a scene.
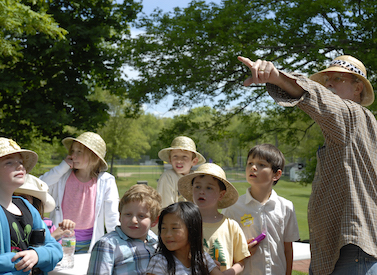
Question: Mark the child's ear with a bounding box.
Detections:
[151,216,159,228]
[272,169,282,182]
[192,157,199,166]
[218,190,226,201]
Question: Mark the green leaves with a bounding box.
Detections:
[0,0,141,143]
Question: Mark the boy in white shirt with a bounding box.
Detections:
[223,144,300,275]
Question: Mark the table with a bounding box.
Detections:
[293,241,311,261]
[48,253,91,275]
[48,242,311,274]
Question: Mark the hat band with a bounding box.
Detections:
[330,60,366,78]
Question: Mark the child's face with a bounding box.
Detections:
[169,149,198,175]
[69,142,91,170]
[0,153,26,190]
[160,213,190,255]
[119,200,156,241]
[245,156,281,187]
[192,175,226,210]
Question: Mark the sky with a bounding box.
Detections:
[126,0,223,117]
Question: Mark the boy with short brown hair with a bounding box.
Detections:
[223,144,300,275]
[88,184,162,275]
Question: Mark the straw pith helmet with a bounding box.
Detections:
[62,132,108,172]
[310,55,374,106]
[178,163,238,209]
[158,136,206,165]
[0,138,38,173]
[15,174,56,213]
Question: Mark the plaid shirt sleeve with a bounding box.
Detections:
[87,237,115,275]
[266,71,377,274]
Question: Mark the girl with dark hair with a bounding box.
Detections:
[147,202,222,275]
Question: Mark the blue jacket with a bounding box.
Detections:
[0,196,63,274]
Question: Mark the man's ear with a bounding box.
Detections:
[272,169,282,182]
[354,81,364,96]
[151,216,159,228]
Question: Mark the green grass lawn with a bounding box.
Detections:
[114,166,311,241]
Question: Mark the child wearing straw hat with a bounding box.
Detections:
[157,136,205,208]
[14,174,75,241]
[0,137,62,274]
[40,132,120,253]
[178,163,250,274]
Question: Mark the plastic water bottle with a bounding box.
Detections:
[60,230,76,269]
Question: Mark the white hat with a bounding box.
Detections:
[62,132,108,172]
[310,55,374,106]
[158,136,206,164]
[15,174,56,213]
[178,163,238,209]
[0,138,38,173]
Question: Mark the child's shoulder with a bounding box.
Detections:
[272,190,295,207]
[98,171,115,180]
[159,168,180,178]
[94,228,125,248]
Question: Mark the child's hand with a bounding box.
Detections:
[246,238,259,256]
[12,249,39,272]
[52,219,76,240]
[64,155,73,168]
[59,219,76,230]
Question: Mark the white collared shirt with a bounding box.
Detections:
[223,188,300,275]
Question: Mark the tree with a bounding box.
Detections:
[128,0,377,141]
[0,0,142,143]
[0,0,67,61]
[93,88,150,174]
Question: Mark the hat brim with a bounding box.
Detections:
[4,150,38,173]
[16,187,56,213]
[158,148,206,165]
[178,171,238,209]
[62,137,108,172]
[310,67,375,106]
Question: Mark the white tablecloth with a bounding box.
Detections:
[293,241,311,261]
[48,242,310,274]
[48,253,91,275]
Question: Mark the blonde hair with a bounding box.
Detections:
[119,184,162,222]
[69,141,101,178]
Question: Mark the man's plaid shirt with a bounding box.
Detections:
[267,72,377,275]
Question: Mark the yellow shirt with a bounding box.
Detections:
[203,216,250,271]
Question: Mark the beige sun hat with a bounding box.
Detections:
[62,132,108,172]
[0,138,38,173]
[310,55,374,106]
[15,174,56,213]
[178,163,238,209]
[158,136,206,165]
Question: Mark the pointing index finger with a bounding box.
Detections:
[237,56,255,69]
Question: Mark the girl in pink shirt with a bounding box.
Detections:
[40,132,120,253]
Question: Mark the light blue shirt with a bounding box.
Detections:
[87,226,158,275]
